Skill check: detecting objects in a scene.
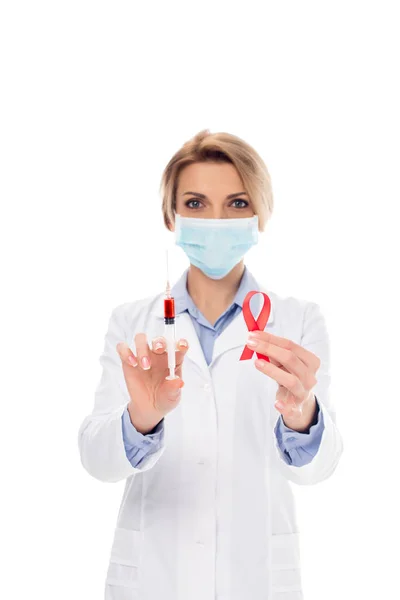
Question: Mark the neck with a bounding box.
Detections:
[186,261,245,321]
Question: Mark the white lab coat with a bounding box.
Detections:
[78,277,343,600]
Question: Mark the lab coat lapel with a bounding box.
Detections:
[175,311,210,374]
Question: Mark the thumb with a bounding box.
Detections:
[165,376,184,391]
[159,376,184,408]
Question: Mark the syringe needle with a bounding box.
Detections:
[165,249,171,297]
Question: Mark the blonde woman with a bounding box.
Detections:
[78,130,343,600]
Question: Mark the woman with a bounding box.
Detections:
[78,129,343,600]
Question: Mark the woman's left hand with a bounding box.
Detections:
[246,330,321,432]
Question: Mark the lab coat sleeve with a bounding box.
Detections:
[272,301,344,485]
[274,397,325,466]
[77,304,166,483]
[121,407,165,467]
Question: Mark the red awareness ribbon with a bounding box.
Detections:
[240,290,271,362]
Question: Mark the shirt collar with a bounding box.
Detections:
[170,265,260,316]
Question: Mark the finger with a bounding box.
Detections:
[151,336,168,354]
[116,342,138,367]
[162,377,185,406]
[175,338,189,367]
[246,338,316,389]
[134,333,152,371]
[254,359,305,399]
[275,386,304,415]
[276,397,303,418]
[248,331,320,371]
[150,337,189,359]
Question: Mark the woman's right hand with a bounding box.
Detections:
[116,333,189,434]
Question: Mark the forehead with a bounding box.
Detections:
[177,162,244,195]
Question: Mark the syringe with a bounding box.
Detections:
[164,251,177,380]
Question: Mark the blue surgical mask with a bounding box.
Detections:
[174,214,259,279]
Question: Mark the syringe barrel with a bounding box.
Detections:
[164,321,176,374]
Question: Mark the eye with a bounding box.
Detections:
[185,199,203,209]
[230,199,249,208]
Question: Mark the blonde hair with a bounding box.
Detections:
[159,129,273,231]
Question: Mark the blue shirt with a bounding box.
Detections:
[121,266,325,468]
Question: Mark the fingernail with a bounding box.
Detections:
[128,356,138,367]
[247,338,258,347]
[255,359,266,368]
[179,339,188,347]
[154,342,163,350]
[141,356,151,370]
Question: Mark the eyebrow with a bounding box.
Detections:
[182,191,248,199]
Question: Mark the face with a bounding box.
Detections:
[169,161,255,230]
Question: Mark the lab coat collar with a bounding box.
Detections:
[150,266,275,374]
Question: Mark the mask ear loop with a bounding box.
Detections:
[174,213,180,240]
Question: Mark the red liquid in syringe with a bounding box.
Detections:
[164,297,175,320]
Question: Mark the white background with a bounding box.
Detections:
[1,1,399,598]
